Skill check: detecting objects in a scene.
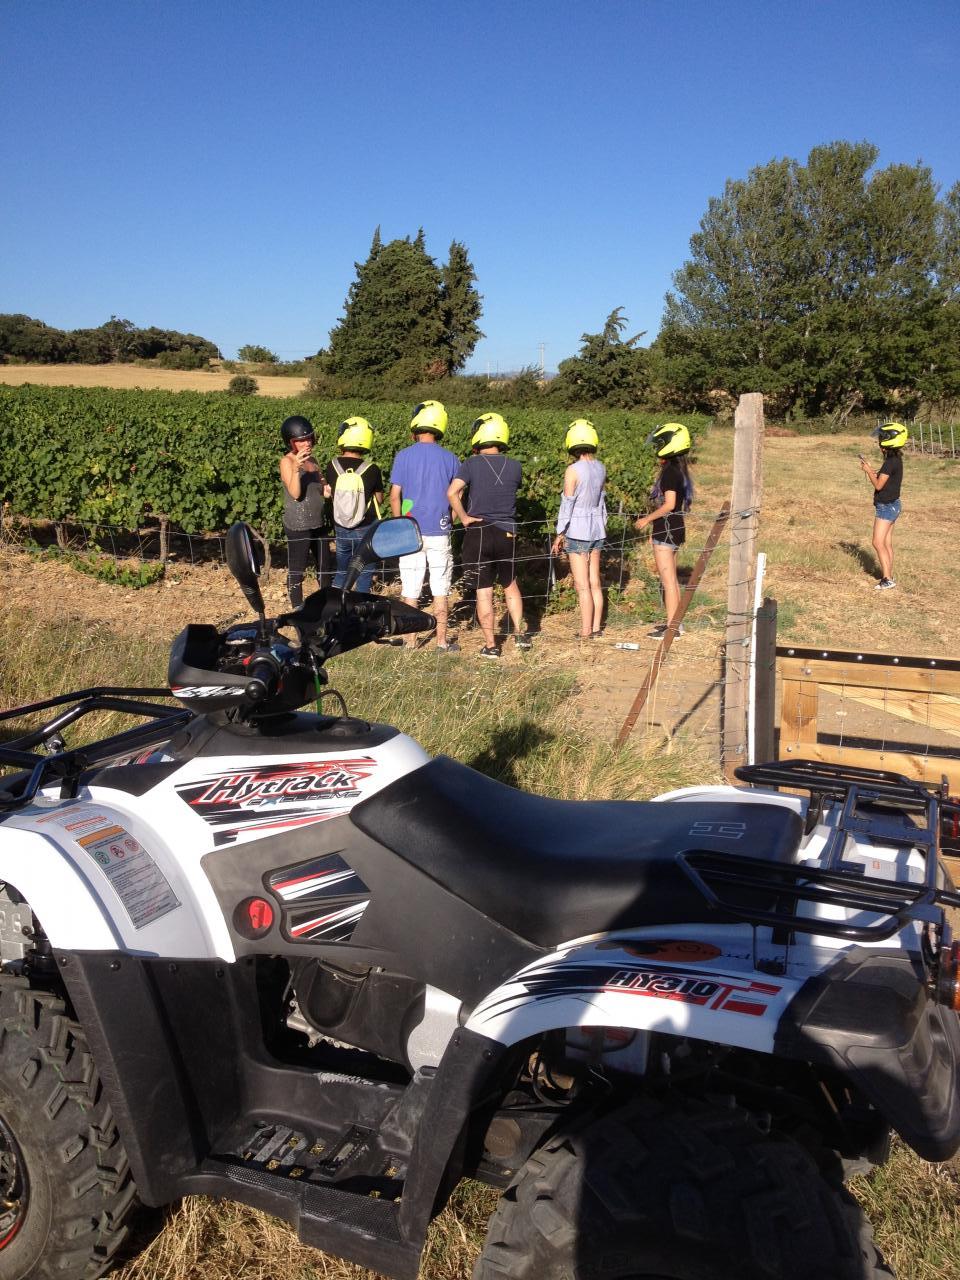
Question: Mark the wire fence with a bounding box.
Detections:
[910,421,959,458]
[0,507,761,617]
[4,505,956,779]
[875,416,960,458]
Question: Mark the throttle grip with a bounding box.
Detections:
[245,657,279,701]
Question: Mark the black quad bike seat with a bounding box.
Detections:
[351,756,804,948]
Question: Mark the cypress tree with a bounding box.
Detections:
[439,241,484,374]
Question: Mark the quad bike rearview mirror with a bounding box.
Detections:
[342,517,423,594]
[225,523,266,620]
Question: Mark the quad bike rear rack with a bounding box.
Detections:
[0,687,191,815]
[677,759,960,942]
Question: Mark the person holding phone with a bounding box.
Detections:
[279,414,330,607]
[634,422,695,638]
[860,422,907,591]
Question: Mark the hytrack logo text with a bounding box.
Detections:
[605,967,781,1017]
[184,759,377,811]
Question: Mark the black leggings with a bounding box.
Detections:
[285,526,332,606]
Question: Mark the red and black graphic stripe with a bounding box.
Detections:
[267,853,370,943]
[476,960,782,1021]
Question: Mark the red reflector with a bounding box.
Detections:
[248,898,273,930]
[233,896,275,939]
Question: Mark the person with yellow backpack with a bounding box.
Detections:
[323,417,384,593]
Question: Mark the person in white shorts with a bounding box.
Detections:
[389,401,461,652]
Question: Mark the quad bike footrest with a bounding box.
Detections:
[192,1152,420,1280]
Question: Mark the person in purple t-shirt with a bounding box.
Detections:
[389,401,461,651]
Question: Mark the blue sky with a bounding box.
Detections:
[3,0,958,372]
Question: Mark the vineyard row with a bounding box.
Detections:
[0,386,707,537]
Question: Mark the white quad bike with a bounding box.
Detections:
[0,517,958,1280]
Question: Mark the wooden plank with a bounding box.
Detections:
[722,393,764,780]
[839,690,960,738]
[780,678,818,751]
[779,656,960,697]
[785,740,960,793]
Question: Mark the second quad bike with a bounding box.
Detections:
[0,515,957,1280]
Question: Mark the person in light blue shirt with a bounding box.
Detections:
[551,420,607,639]
[389,401,461,651]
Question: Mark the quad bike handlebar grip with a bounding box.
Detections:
[244,658,279,701]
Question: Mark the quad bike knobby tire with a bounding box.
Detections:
[474,1096,893,1280]
[0,977,140,1280]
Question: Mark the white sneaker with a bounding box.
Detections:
[875,578,896,591]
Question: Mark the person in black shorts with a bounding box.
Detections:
[860,421,907,591]
[447,413,531,658]
[634,422,694,639]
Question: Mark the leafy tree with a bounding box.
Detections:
[327,229,481,381]
[658,142,950,418]
[0,314,219,366]
[237,345,278,363]
[550,307,650,407]
[0,315,73,363]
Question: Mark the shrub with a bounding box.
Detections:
[156,347,211,371]
[227,375,258,397]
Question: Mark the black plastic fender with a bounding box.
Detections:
[774,948,960,1161]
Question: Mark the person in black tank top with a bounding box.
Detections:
[279,415,331,607]
[860,421,907,591]
[634,423,693,640]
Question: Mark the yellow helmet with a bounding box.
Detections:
[564,419,599,452]
[410,399,448,435]
[646,422,691,457]
[873,421,908,450]
[337,416,374,451]
[471,412,510,449]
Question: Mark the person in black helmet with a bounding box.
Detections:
[279,415,331,607]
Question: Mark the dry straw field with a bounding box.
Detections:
[0,361,308,396]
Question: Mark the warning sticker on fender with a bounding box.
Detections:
[39,808,180,929]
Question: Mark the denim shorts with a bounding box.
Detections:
[874,499,901,523]
[564,536,604,554]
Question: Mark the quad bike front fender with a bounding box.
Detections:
[0,803,233,958]
[0,825,121,950]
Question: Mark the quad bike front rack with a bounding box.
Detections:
[676,759,960,943]
[0,687,191,816]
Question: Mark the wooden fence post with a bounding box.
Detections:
[722,393,764,780]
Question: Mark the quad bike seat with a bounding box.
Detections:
[351,756,803,948]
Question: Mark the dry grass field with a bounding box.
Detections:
[0,361,308,396]
[0,417,959,1279]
